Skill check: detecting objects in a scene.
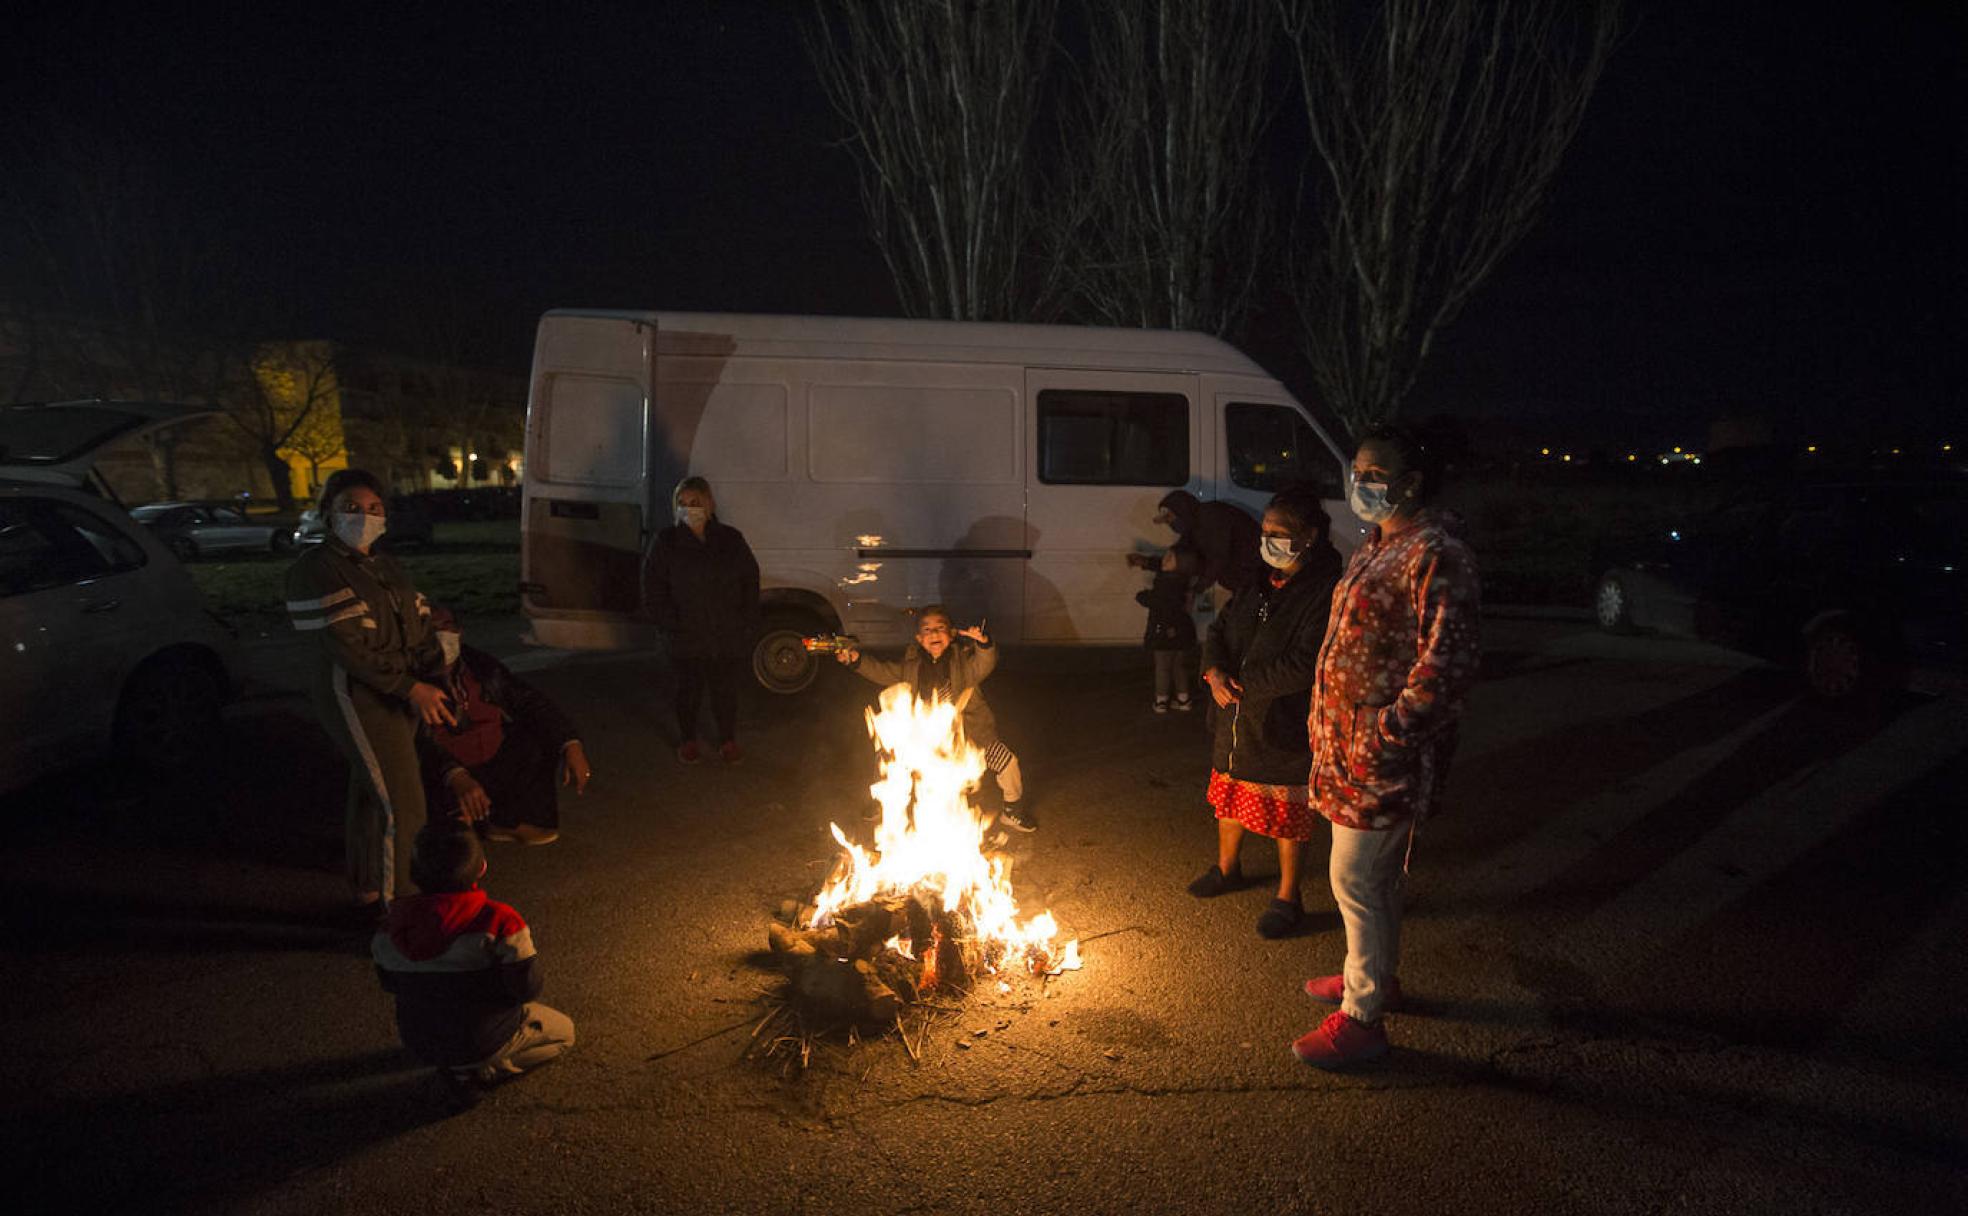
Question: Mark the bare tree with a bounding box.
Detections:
[240,340,344,508]
[1281,0,1621,430]
[807,0,1060,321]
[1051,0,1277,335]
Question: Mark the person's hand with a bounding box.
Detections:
[560,740,592,794]
[408,681,456,727]
[1125,553,1156,571]
[446,769,491,820]
[834,646,860,665]
[1204,667,1242,708]
[956,620,989,644]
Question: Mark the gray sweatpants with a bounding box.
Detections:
[461,1002,577,1081]
[1152,649,1195,700]
[315,669,427,903]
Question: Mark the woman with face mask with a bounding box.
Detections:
[1291,424,1481,1070]
[1189,484,1344,939]
[285,468,453,919]
[640,476,761,763]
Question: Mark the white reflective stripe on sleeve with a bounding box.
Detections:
[285,587,357,613]
[292,616,329,631]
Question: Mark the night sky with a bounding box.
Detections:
[7,1,1962,450]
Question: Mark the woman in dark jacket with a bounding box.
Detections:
[640,476,760,763]
[1187,484,1343,938]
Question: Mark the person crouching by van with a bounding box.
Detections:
[1136,548,1199,713]
[833,607,1032,831]
[1142,490,1263,597]
[373,824,575,1110]
[417,607,592,846]
[641,476,761,764]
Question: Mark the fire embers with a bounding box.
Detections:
[762,684,1079,1037]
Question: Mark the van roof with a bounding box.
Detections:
[541,309,1278,378]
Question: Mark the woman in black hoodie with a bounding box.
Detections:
[1187,483,1343,938]
[641,476,760,764]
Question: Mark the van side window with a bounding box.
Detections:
[1036,390,1187,486]
[1225,402,1342,497]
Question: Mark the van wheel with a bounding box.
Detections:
[753,611,824,695]
[115,653,224,769]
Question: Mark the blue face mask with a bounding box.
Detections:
[1349,475,1397,524]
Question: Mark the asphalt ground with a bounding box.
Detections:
[2,617,1964,1215]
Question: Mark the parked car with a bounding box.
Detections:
[130,500,295,559]
[292,494,435,550]
[0,400,241,792]
[1592,474,1967,699]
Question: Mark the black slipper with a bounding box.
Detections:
[1256,898,1304,939]
[1186,864,1246,898]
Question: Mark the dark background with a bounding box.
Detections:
[6,1,1962,451]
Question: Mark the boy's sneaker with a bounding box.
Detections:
[719,741,743,764]
[1303,973,1403,1011]
[434,1067,484,1113]
[1000,804,1037,833]
[677,741,704,764]
[1292,1011,1390,1069]
[1153,697,1170,714]
[1173,694,1194,712]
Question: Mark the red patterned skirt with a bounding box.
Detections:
[1207,769,1317,841]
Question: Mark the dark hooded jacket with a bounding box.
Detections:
[641,518,761,659]
[1159,491,1263,595]
[1203,541,1343,786]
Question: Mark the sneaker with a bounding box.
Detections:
[719,740,743,764]
[508,824,559,845]
[1153,697,1170,714]
[1173,694,1193,712]
[999,805,1037,833]
[1292,1010,1390,1069]
[1256,898,1305,939]
[678,741,704,764]
[481,826,520,843]
[1303,973,1404,1012]
[1185,864,1246,898]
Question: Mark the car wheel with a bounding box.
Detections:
[269,530,296,554]
[752,610,825,695]
[1594,571,1636,633]
[114,653,224,769]
[1803,617,1896,702]
[169,536,198,562]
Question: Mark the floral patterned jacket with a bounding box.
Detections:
[1309,509,1482,830]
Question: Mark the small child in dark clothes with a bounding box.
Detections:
[1136,548,1199,713]
[372,824,575,1109]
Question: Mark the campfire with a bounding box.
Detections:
[764,684,1079,1045]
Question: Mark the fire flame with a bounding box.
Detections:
[808,683,1080,978]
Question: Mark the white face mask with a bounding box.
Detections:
[1348,475,1398,524]
[332,511,388,552]
[676,505,710,527]
[1260,535,1298,569]
[438,632,461,666]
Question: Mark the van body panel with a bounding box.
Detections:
[521,311,1351,664]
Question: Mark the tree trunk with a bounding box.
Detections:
[260,445,296,513]
[142,433,181,502]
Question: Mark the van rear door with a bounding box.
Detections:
[521,314,656,649]
[1024,368,1203,642]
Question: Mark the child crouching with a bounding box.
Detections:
[834,605,1033,831]
[372,824,575,1108]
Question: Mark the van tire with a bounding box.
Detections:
[753,609,824,695]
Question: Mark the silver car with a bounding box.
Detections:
[0,401,242,790]
[131,501,296,560]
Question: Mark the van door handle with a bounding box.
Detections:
[82,598,123,613]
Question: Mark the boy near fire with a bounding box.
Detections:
[372,824,574,1110]
[833,606,1032,831]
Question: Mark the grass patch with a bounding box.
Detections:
[190,522,519,637]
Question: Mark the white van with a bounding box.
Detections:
[519,311,1353,692]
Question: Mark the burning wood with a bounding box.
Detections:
[765,684,1080,1033]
